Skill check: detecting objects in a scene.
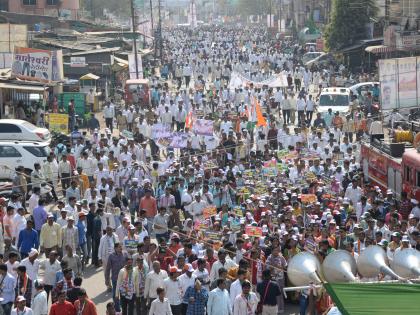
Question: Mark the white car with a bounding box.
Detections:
[349,82,379,97]
[0,119,51,143]
[318,87,351,115]
[0,141,50,179]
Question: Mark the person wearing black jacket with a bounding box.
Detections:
[92,208,103,267]
[86,202,96,265]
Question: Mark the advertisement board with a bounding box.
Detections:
[70,57,86,68]
[379,57,420,109]
[48,113,69,133]
[12,47,53,83]
[128,53,143,79]
[379,59,398,110]
[397,57,417,108]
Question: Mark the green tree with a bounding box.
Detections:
[325,0,377,51]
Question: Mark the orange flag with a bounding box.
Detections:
[185,111,193,129]
[255,99,267,127]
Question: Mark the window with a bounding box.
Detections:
[0,146,22,158]
[0,124,22,133]
[23,0,36,5]
[46,0,59,4]
[21,121,38,130]
[23,146,49,157]
[0,0,9,11]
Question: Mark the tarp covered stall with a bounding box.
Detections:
[0,81,48,118]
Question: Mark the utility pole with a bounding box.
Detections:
[385,0,390,28]
[130,0,139,79]
[150,0,154,31]
[158,0,163,63]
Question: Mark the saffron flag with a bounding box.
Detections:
[185,111,194,129]
[255,99,267,127]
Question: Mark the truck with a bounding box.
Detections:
[361,140,420,200]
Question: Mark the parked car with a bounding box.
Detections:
[0,119,51,143]
[0,141,50,179]
[349,82,379,98]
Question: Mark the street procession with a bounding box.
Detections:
[0,0,419,314]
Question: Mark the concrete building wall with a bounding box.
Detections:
[7,0,79,19]
[0,24,27,53]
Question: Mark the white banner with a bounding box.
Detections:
[128,53,143,79]
[229,71,288,90]
[70,56,86,68]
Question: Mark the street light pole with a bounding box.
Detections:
[130,0,139,79]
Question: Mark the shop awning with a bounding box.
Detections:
[0,82,46,92]
[325,283,420,315]
[79,73,100,80]
[365,45,396,54]
[336,43,364,53]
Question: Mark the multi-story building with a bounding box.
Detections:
[0,0,79,20]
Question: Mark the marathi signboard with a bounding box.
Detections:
[70,57,86,68]
[12,47,53,83]
[48,113,68,133]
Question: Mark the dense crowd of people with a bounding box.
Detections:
[2,25,419,315]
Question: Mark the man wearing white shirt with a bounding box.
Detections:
[19,249,40,282]
[98,226,118,287]
[95,163,109,185]
[296,96,306,126]
[161,106,173,127]
[144,261,168,305]
[345,178,363,206]
[229,269,246,306]
[355,196,372,220]
[28,189,40,215]
[149,287,173,315]
[306,95,315,125]
[220,117,233,134]
[77,152,96,180]
[188,193,208,221]
[163,266,183,315]
[210,249,237,282]
[103,102,115,133]
[178,264,196,313]
[40,251,61,300]
[174,104,187,131]
[233,280,258,315]
[13,208,27,246]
